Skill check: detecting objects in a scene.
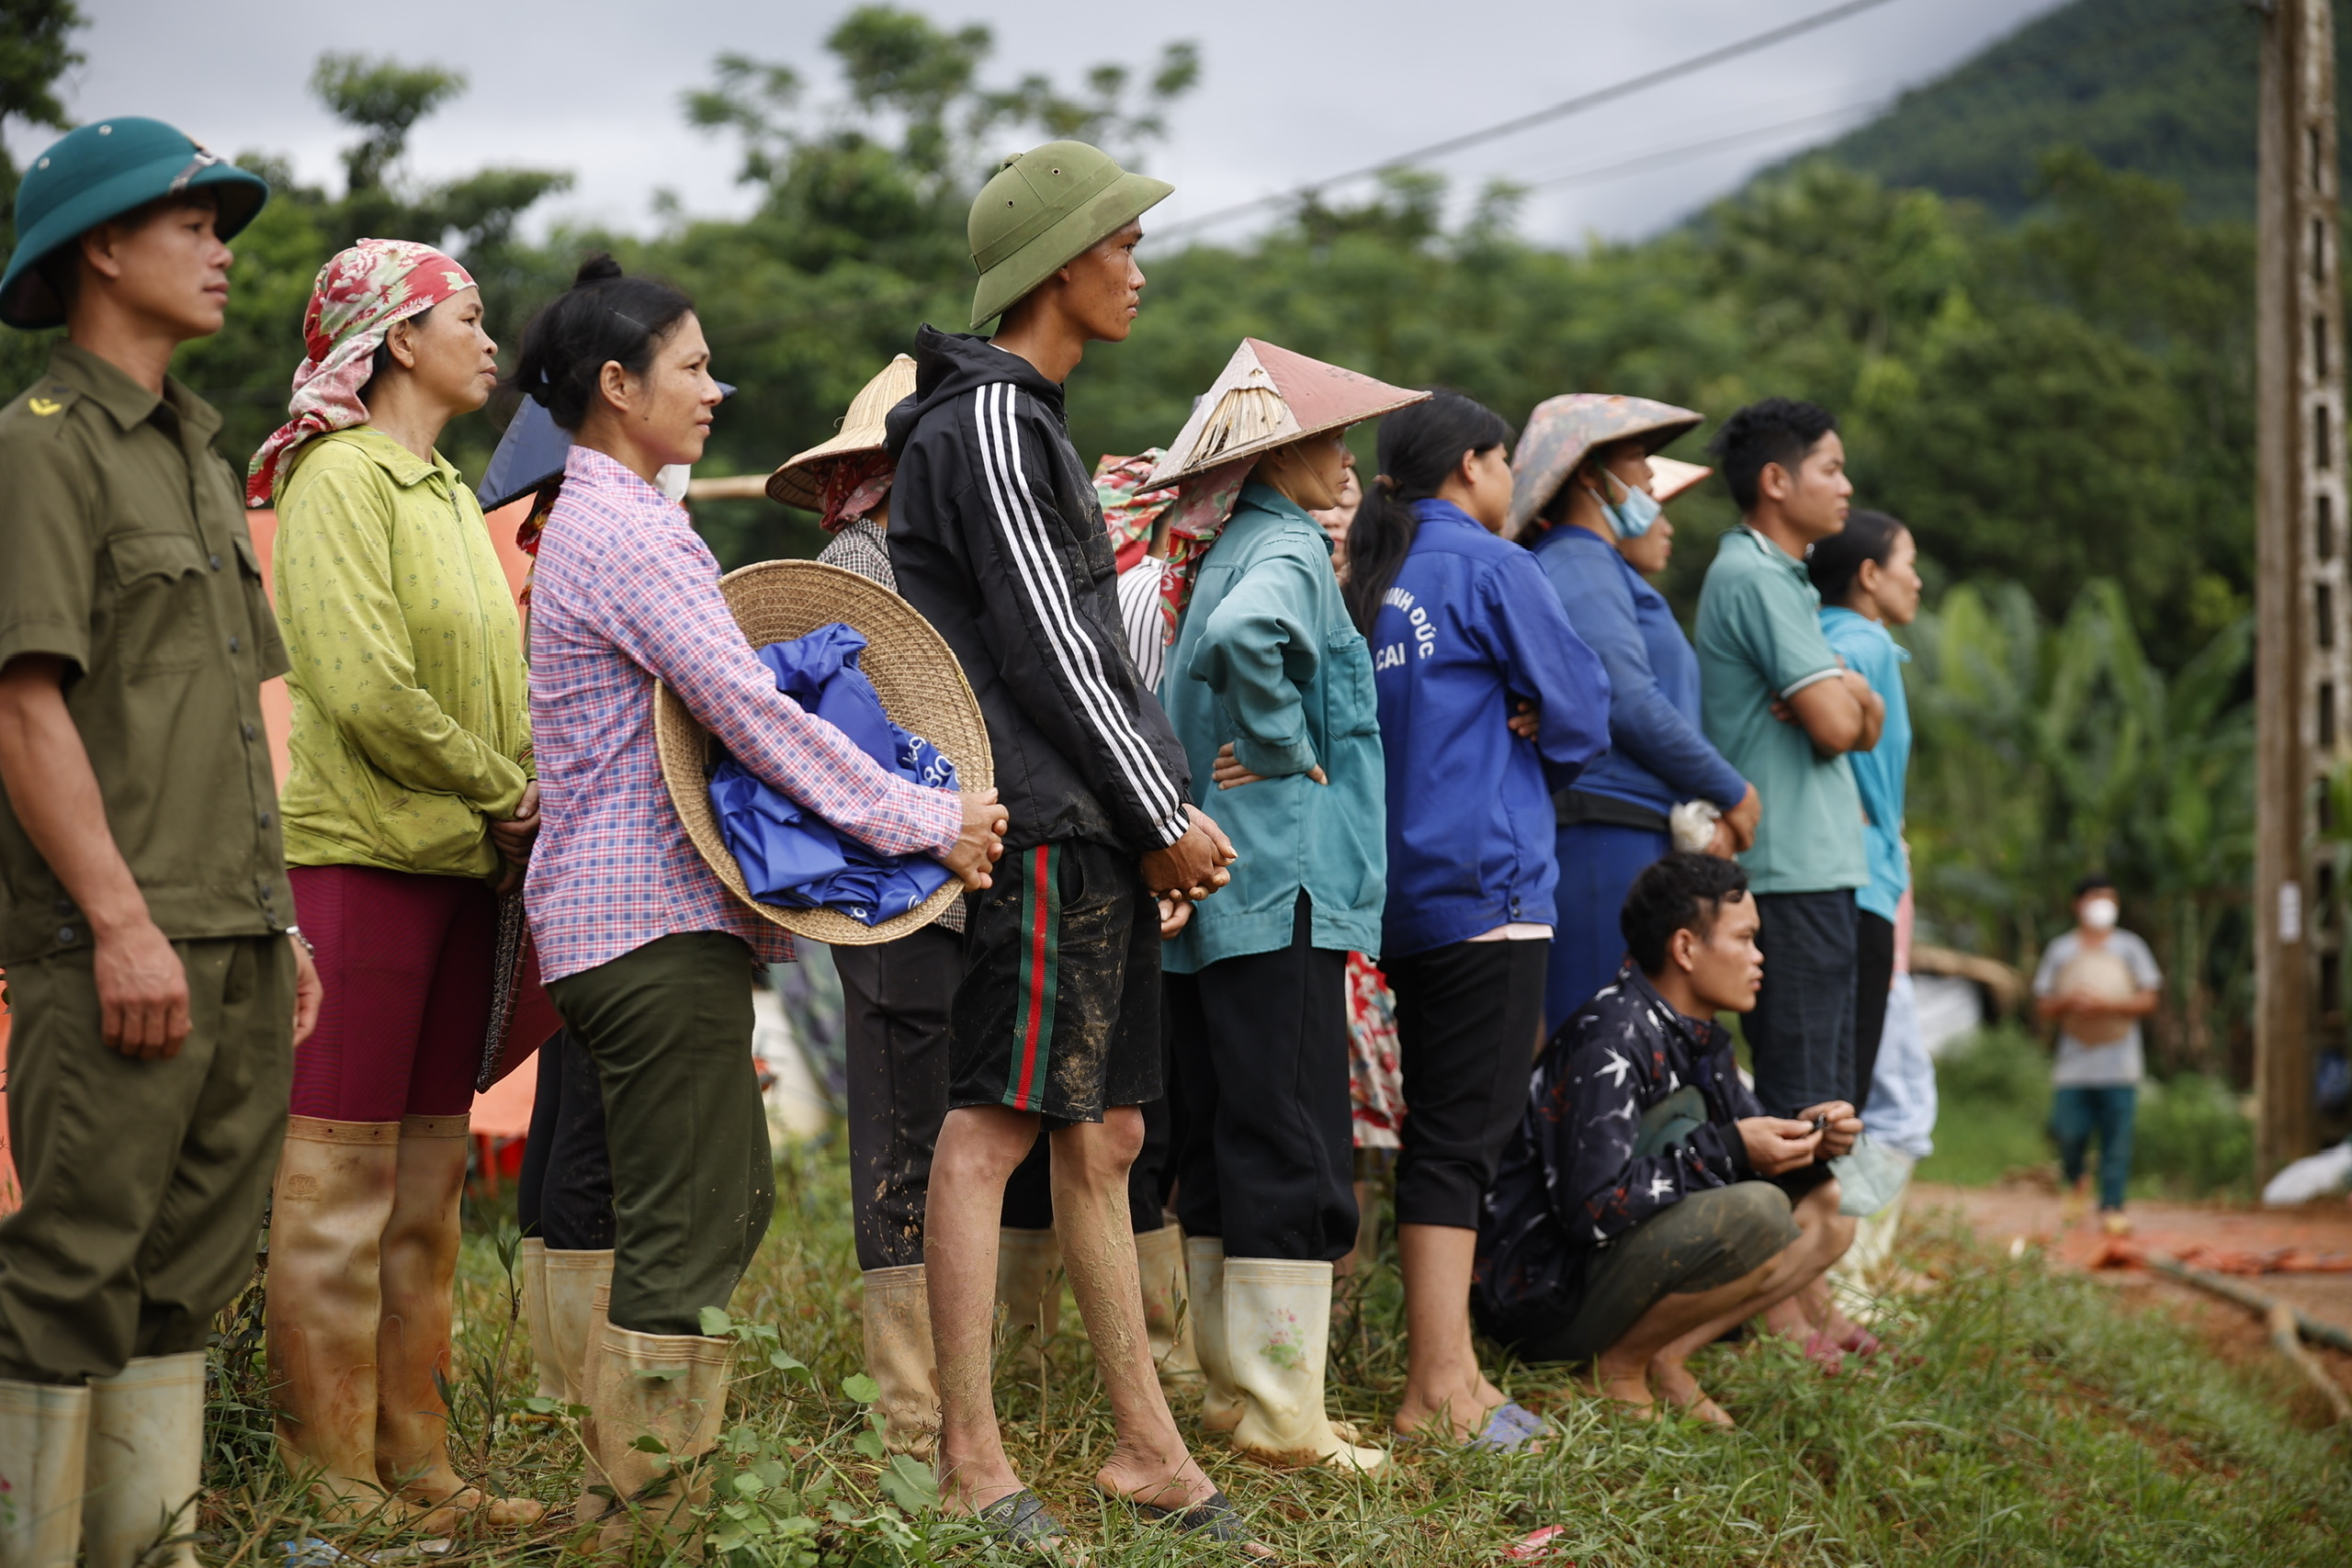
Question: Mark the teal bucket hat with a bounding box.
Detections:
[1,117,270,330]
[967,140,1170,330]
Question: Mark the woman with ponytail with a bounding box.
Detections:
[514,254,1004,1549]
[1349,392,1611,1449]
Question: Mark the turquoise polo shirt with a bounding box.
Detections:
[1694,525,1867,896]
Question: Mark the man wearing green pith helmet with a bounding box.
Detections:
[886,141,1271,1556]
[0,118,322,1565]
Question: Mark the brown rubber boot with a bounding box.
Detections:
[375,1115,544,1530]
[859,1265,939,1458]
[542,1249,616,1406]
[266,1117,419,1525]
[587,1325,732,1552]
[1136,1223,1203,1396]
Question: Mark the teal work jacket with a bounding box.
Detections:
[1160,482,1386,972]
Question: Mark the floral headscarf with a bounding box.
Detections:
[246,238,477,505]
[818,450,896,533]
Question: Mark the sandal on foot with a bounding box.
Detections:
[1468,1400,1547,1453]
[975,1489,1069,1551]
[1126,1490,1276,1560]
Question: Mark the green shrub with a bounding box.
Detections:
[2132,1072,2256,1201]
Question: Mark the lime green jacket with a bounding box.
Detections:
[273,426,532,878]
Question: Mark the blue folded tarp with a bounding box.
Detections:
[708,622,959,925]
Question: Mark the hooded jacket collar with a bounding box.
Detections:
[886,324,1067,459]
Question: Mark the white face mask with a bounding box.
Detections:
[656,464,692,502]
[2081,897,2119,932]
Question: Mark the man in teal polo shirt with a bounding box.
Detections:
[1694,398,1882,1121]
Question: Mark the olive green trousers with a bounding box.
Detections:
[546,931,775,1336]
[0,936,292,1382]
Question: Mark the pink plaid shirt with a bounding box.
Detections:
[525,446,964,981]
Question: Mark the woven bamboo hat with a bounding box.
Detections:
[1145,339,1430,489]
[1507,392,1704,540]
[1647,454,1713,504]
[766,355,918,510]
[654,559,993,946]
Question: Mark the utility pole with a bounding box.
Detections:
[2254,0,2344,1179]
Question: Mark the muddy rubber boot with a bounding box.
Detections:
[543,1248,615,1405]
[861,1265,940,1459]
[1225,1258,1385,1471]
[1185,1235,1244,1432]
[573,1281,615,1523]
[993,1226,1061,1375]
[376,1115,543,1530]
[83,1353,203,1568]
[519,1238,561,1401]
[1135,1223,1203,1396]
[588,1325,732,1553]
[266,1117,421,1525]
[0,1378,88,1568]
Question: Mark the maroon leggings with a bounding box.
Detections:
[288,864,496,1121]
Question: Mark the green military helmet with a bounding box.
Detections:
[0,117,270,331]
[967,140,1171,331]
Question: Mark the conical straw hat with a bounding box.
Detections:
[653,559,993,945]
[1146,339,1430,489]
[1647,454,1713,504]
[766,355,919,511]
[1507,392,1704,540]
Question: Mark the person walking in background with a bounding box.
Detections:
[1807,509,1922,1111]
[249,238,543,1529]
[1154,340,1426,1472]
[515,255,1001,1549]
[0,118,322,1568]
[2034,875,2162,1235]
[1345,391,1611,1449]
[1509,393,1759,1033]
[884,142,1259,1553]
[1694,398,1882,1122]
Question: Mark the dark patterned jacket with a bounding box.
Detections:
[1474,964,1762,1325]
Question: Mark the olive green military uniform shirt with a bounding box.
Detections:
[0,341,294,964]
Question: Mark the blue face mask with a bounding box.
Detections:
[1585,468,1662,539]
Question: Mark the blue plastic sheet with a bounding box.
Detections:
[708,623,960,925]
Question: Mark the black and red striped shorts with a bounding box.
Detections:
[947,838,1161,1125]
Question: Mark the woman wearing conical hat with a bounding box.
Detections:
[1506,393,1758,1034]
[1149,339,1429,1470]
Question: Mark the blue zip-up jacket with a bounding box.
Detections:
[1369,500,1611,956]
[1531,525,1747,818]
[1160,483,1385,971]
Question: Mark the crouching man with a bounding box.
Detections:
[1472,852,1858,1425]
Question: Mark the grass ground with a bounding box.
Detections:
[193,1127,2347,1568]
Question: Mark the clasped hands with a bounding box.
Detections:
[1736,1100,1862,1176]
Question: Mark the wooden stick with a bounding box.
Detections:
[2268,1303,2352,1425]
[2144,1254,2352,1354]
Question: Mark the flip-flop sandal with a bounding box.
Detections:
[1468,1400,1547,1453]
[1126,1490,1276,1559]
[975,1489,1069,1551]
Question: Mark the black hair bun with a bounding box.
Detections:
[574,252,624,287]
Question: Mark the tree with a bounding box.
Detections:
[0,0,84,394]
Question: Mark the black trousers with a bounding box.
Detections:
[1166,897,1358,1262]
[516,1029,616,1251]
[1745,891,1859,1119]
[999,1016,1175,1234]
[1853,908,1896,1115]
[1385,937,1550,1231]
[836,921,963,1271]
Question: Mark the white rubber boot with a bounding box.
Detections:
[518,1238,560,1400]
[1136,1223,1203,1395]
[573,1280,615,1523]
[83,1352,204,1568]
[542,1249,615,1406]
[1225,1258,1385,1471]
[1185,1236,1243,1431]
[993,1227,1061,1374]
[587,1325,732,1552]
[0,1378,89,1568]
[861,1265,940,1458]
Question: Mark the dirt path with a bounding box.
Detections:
[1916,1181,2352,1421]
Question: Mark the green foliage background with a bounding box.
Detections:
[0,0,2300,1080]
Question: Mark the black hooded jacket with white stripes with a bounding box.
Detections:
[884,326,1193,855]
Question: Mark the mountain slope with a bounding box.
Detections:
[1822,0,2343,221]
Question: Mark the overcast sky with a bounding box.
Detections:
[20,0,2071,247]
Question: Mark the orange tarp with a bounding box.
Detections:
[0,498,543,1207]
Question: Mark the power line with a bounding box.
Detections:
[1519,98,1891,194]
[1151,0,1910,239]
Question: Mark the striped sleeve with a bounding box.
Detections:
[966,382,1188,849]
